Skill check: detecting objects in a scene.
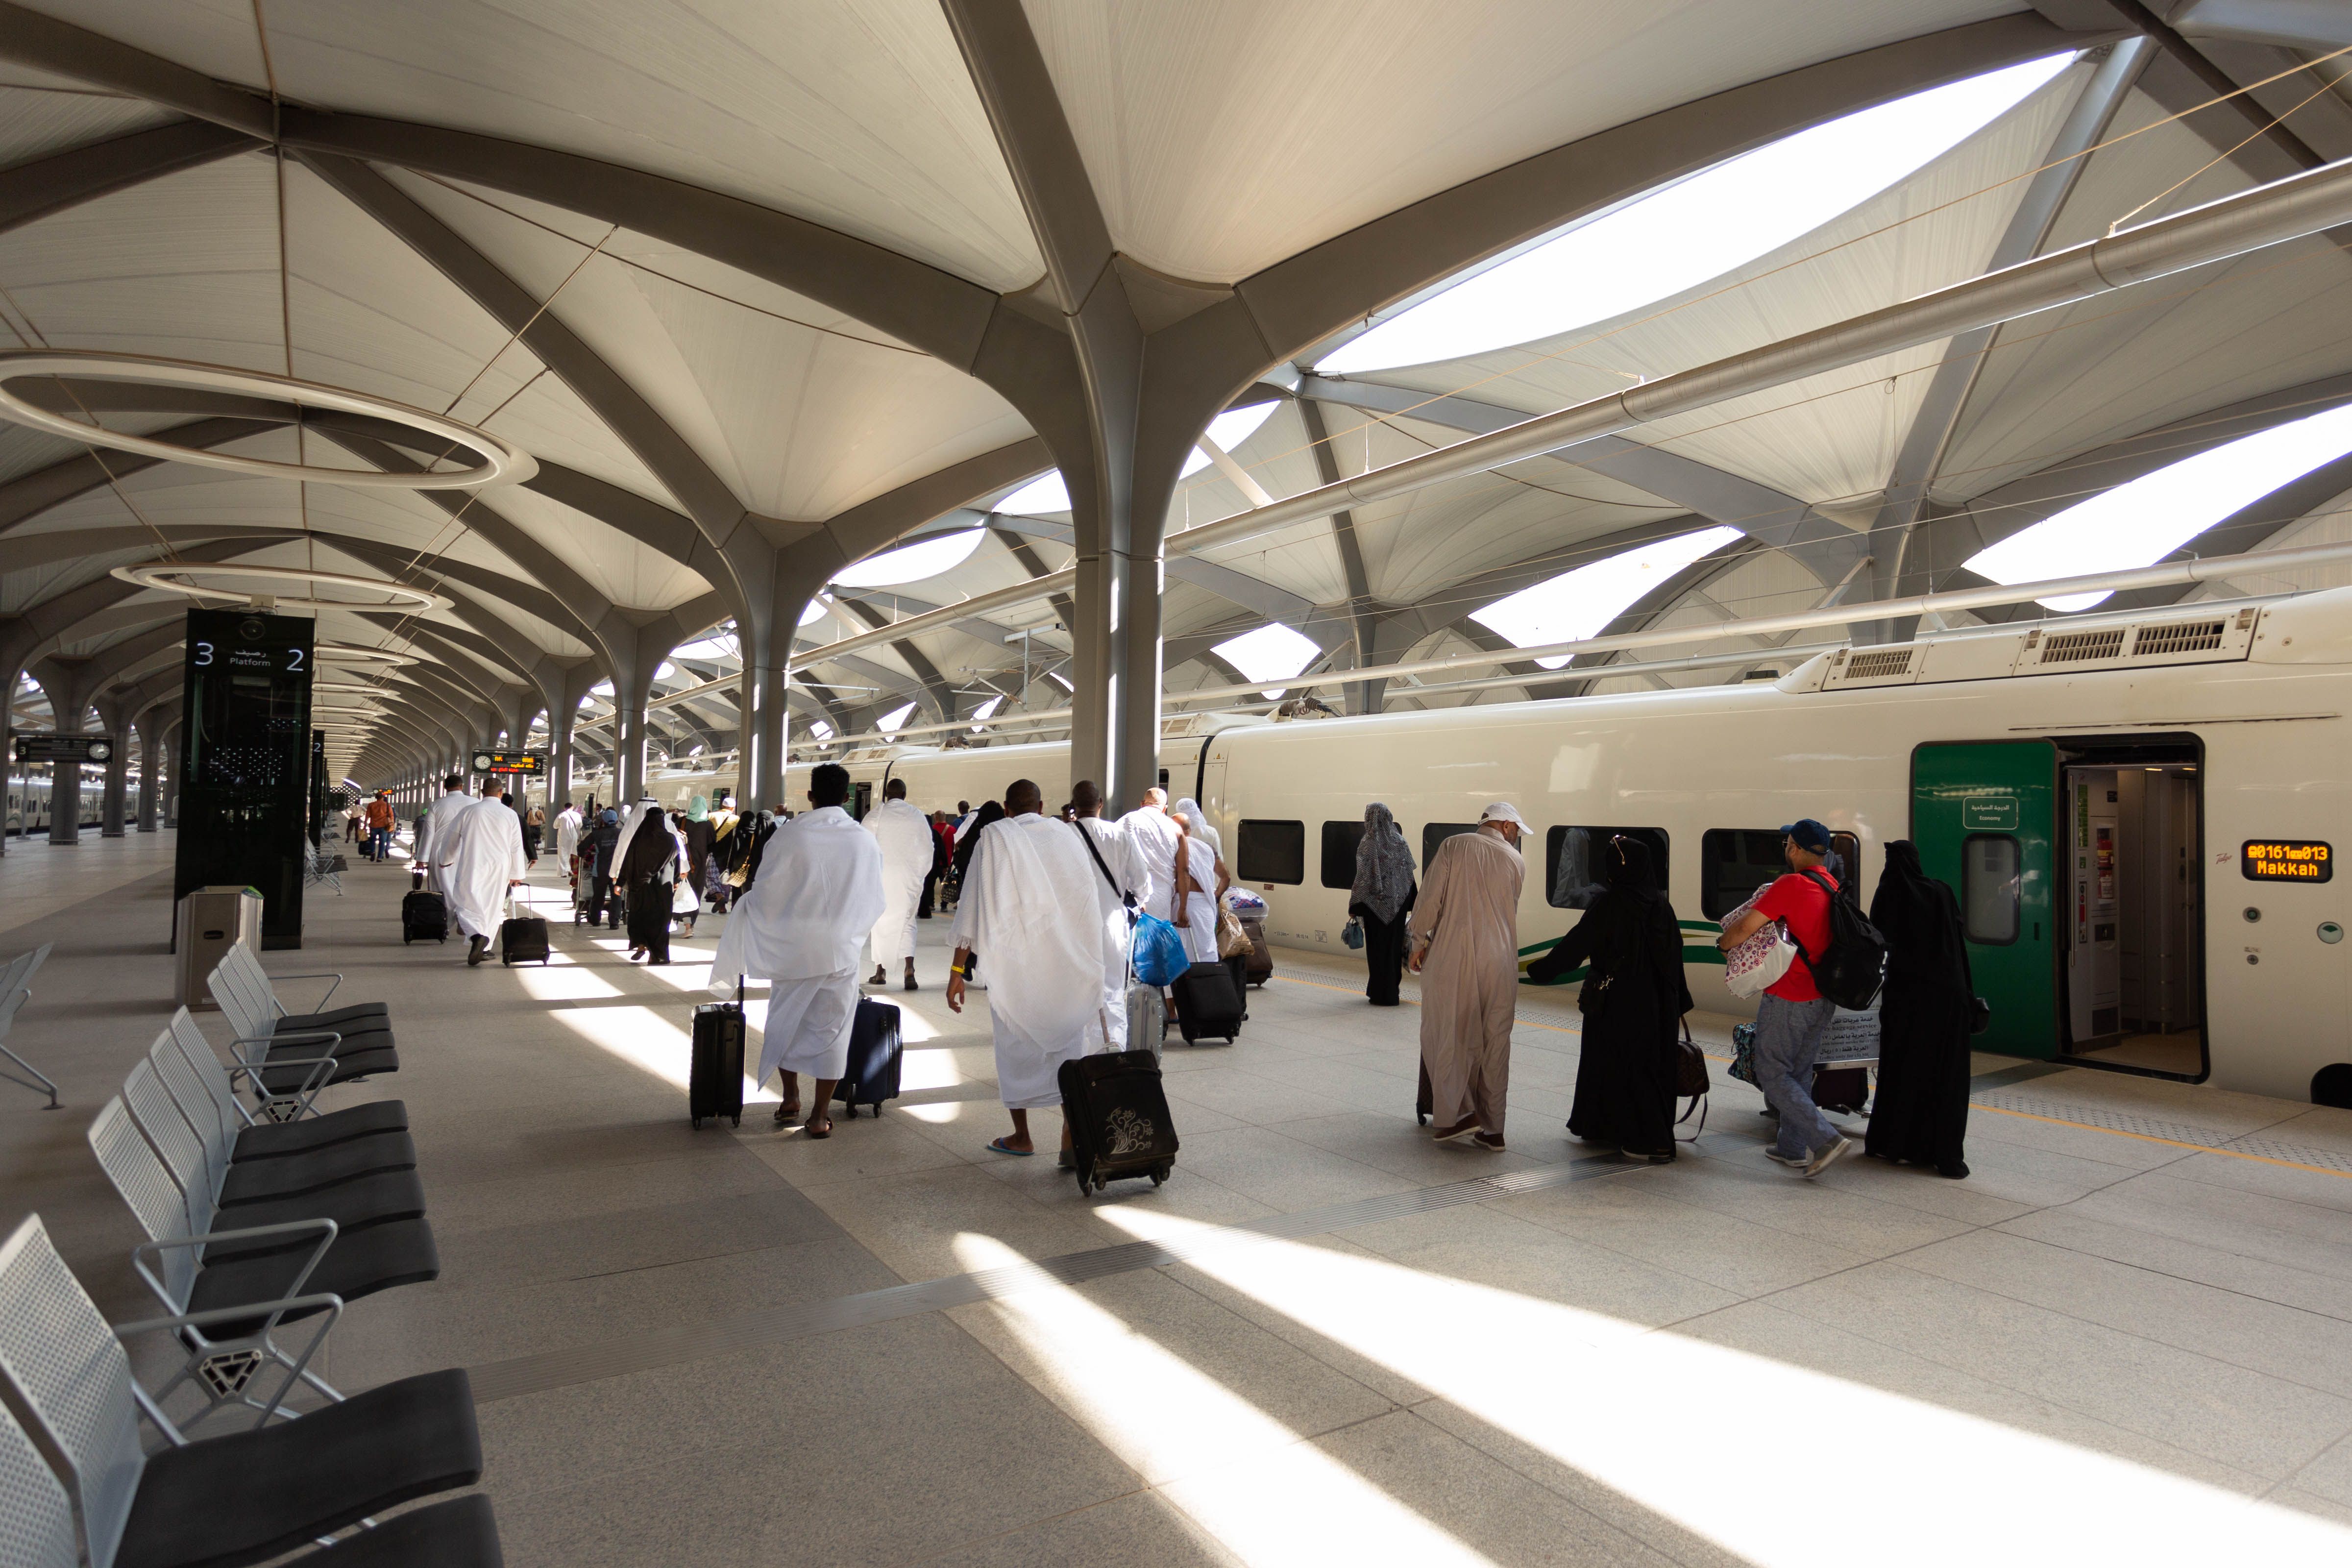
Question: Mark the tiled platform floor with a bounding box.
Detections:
[7,829,2352,1565]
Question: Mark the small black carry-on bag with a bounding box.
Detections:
[833,998,903,1118]
[499,894,550,966]
[1171,960,1245,1045]
[691,978,745,1129]
[401,888,447,944]
[1058,1049,1178,1194]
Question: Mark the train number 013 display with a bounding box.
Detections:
[2242,839,2332,882]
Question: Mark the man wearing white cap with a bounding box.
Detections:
[1409,802,1527,1151]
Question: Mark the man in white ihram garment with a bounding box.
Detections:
[708,763,883,1140]
[862,777,932,993]
[1117,786,1182,925]
[949,778,1113,1161]
[553,798,584,888]
[1069,781,1133,1048]
[445,777,528,967]
[419,772,476,896]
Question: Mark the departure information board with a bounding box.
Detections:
[471,750,544,775]
[175,608,314,948]
[2242,839,2331,882]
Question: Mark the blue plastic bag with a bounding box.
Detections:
[1132,912,1190,988]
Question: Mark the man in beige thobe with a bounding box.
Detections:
[1408,802,1527,1151]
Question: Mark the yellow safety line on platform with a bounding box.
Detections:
[1273,975,2350,1179]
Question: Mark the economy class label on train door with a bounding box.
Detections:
[2241,839,2331,882]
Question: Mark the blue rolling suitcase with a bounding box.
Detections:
[833,998,903,1118]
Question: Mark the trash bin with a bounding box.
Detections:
[174,885,263,1009]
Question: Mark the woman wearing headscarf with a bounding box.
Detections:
[1348,803,1417,1006]
[1864,840,1974,1178]
[676,795,716,935]
[1527,836,1691,1162]
[731,809,779,894]
[618,804,686,963]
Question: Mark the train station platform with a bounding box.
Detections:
[6,829,2352,1565]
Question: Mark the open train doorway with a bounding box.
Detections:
[1911,735,2207,1080]
[2057,738,2205,1078]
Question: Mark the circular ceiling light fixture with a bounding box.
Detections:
[0,351,537,489]
[108,562,444,612]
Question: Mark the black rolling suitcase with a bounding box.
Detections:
[1170,960,1244,1045]
[833,998,903,1118]
[1058,1049,1178,1194]
[690,980,745,1128]
[401,889,447,944]
[499,897,550,965]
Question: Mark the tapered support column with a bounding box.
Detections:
[96,697,129,837]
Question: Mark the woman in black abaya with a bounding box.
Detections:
[1348,803,1416,1006]
[1865,840,1974,1178]
[1527,837,1691,1162]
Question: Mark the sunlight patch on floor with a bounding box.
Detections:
[952,1232,1500,1567]
[552,1002,777,1104]
[1095,1209,2352,1567]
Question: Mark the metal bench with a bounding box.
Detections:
[0,1214,497,1568]
[152,1008,412,1171]
[122,1054,426,1238]
[207,947,397,1101]
[87,1099,439,1365]
[0,941,59,1109]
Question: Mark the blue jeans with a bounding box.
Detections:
[1755,993,1841,1158]
[368,828,391,862]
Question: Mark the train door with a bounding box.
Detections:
[1912,741,2060,1059]
[2058,753,2204,1077]
[851,781,872,820]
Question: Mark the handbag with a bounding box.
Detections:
[1673,1019,1709,1141]
[1342,916,1365,951]
[1727,1021,1759,1086]
[1970,995,1992,1035]
[1216,901,1250,958]
[1720,889,1798,999]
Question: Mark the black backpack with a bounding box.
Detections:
[1790,869,1886,1010]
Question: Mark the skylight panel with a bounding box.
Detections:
[833,529,985,588]
[654,662,676,682]
[877,701,916,734]
[969,693,1004,733]
[799,595,833,627]
[1214,622,1322,698]
[807,719,833,741]
[589,679,613,696]
[1319,54,2074,374]
[1472,526,1742,667]
[1047,670,1073,692]
[999,470,1071,515]
[1967,402,2352,611]
[671,626,738,660]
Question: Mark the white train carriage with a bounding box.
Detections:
[1200,590,2352,1102]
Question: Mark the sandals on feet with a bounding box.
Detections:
[985,1136,1034,1156]
[805,1115,833,1139]
[773,1100,801,1125]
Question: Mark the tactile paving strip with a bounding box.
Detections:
[1971,1092,2352,1174]
[465,1149,1648,1404]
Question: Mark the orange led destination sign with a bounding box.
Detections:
[2242,839,2331,883]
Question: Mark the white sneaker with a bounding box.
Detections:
[1804,1137,1854,1179]
[1763,1148,1806,1169]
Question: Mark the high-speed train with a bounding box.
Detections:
[637,588,2352,1101]
[2,772,107,836]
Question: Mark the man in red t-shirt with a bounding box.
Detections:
[1717,818,1854,1178]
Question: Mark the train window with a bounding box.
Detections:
[1701,829,1786,918]
[1320,820,1366,889]
[1961,834,2020,945]
[1423,822,1481,866]
[1237,819,1305,885]
[1546,827,1670,908]
[1828,831,1861,888]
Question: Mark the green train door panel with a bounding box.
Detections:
[1912,741,2059,1059]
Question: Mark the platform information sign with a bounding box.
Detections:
[11,734,113,764]
[2242,839,2331,882]
[471,750,544,775]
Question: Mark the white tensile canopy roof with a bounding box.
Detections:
[3,1,2351,783]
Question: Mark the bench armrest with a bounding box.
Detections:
[268,971,343,1009]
